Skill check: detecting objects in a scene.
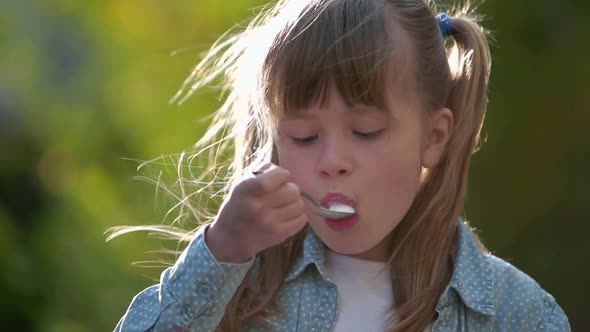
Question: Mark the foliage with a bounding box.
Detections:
[0,0,588,330]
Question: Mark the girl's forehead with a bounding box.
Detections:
[281,84,390,117]
[273,79,424,141]
[263,1,418,119]
[275,52,419,121]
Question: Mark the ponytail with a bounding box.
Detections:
[446,14,492,155]
[385,7,492,332]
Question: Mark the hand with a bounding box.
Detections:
[206,163,308,263]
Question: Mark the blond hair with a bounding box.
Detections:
[110,0,492,331]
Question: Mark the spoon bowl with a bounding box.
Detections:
[299,192,356,220]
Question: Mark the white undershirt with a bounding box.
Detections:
[325,250,394,332]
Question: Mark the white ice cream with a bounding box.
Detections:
[328,203,356,214]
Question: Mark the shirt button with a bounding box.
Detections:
[196,282,213,300]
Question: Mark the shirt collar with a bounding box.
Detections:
[285,220,495,316]
[285,226,330,282]
[440,220,495,316]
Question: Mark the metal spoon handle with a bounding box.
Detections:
[300,191,321,207]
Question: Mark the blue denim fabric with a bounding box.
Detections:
[114,220,570,331]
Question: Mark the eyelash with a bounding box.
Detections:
[353,129,384,139]
[291,130,384,144]
[292,135,318,144]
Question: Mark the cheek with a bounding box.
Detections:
[276,143,309,178]
[372,157,421,193]
[367,140,423,200]
[276,140,294,168]
[363,161,421,230]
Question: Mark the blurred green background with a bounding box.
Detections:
[1,0,588,331]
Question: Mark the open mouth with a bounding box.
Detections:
[327,203,356,214]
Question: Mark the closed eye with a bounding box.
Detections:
[291,135,318,145]
[354,129,384,139]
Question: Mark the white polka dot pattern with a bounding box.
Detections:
[114,221,571,331]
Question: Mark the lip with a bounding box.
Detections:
[320,193,359,231]
[320,193,357,209]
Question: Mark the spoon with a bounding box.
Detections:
[299,191,356,220]
[252,171,356,220]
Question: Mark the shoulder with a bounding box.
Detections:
[484,254,571,331]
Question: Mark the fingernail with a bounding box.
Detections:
[253,162,272,175]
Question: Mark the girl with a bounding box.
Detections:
[112,0,570,331]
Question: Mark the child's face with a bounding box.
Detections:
[277,85,432,262]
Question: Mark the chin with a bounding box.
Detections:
[322,236,376,255]
[312,223,397,261]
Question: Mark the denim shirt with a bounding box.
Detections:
[114,221,571,331]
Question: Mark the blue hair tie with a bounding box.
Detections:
[437,13,452,38]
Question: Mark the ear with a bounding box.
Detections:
[422,108,454,168]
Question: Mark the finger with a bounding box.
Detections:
[245,166,291,195]
[273,198,305,222]
[279,214,308,237]
[267,182,301,207]
[252,162,273,175]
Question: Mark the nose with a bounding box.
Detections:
[317,137,353,177]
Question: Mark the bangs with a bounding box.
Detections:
[264,0,404,115]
